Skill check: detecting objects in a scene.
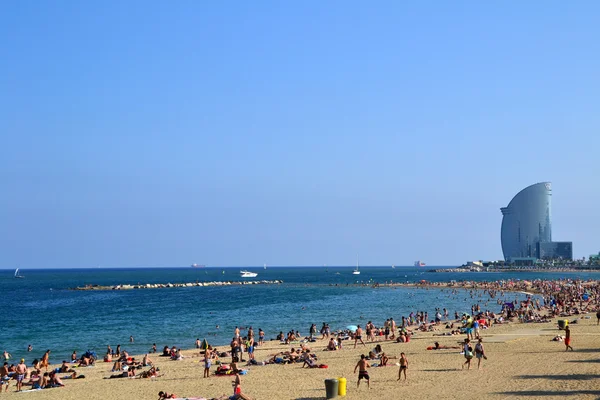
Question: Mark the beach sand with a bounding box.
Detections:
[5,316,600,400]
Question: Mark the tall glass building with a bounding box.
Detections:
[500,182,552,260]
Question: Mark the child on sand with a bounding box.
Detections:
[398,352,408,381]
[564,326,574,351]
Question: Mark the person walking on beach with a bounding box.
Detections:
[354,326,366,348]
[564,326,574,351]
[475,338,487,369]
[1,362,10,392]
[258,328,265,346]
[397,352,408,381]
[354,354,370,388]
[462,339,473,370]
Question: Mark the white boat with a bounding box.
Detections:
[414,261,426,267]
[240,270,258,278]
[14,268,24,279]
[353,256,360,275]
[263,263,267,270]
[392,265,395,269]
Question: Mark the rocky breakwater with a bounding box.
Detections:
[71,280,283,291]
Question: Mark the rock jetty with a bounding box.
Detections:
[71,280,283,291]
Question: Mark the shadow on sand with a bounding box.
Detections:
[497,390,600,397]
[516,374,600,381]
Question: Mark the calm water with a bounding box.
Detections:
[1,266,596,363]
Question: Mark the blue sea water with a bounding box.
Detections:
[1,266,596,364]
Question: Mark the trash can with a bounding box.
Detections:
[337,377,347,396]
[558,320,568,330]
[325,378,339,399]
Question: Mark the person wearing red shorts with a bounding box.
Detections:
[564,326,573,351]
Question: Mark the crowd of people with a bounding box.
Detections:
[1,278,596,397]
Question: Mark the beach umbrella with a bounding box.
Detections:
[346,325,358,332]
[201,338,209,350]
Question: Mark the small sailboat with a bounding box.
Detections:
[14,268,24,279]
[352,255,360,275]
[392,265,395,269]
[263,263,267,270]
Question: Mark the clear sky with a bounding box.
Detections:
[1,1,599,268]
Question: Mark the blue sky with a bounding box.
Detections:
[1,1,599,268]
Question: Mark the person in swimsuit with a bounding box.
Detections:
[258,329,265,346]
[354,354,370,388]
[203,349,212,378]
[398,352,408,381]
[564,326,573,351]
[475,338,486,369]
[15,359,27,392]
[462,339,473,370]
[0,362,10,392]
[354,326,366,348]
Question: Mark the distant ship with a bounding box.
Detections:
[191,264,205,268]
[414,261,426,267]
[240,270,258,278]
[14,268,24,279]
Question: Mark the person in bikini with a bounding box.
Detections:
[398,352,408,381]
[354,326,366,348]
[354,354,370,388]
[40,350,50,371]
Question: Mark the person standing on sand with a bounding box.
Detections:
[203,349,212,378]
[564,326,574,351]
[15,359,27,392]
[40,350,50,371]
[354,354,370,388]
[1,362,10,392]
[354,326,366,348]
[397,352,408,381]
[596,309,600,325]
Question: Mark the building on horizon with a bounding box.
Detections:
[500,182,573,262]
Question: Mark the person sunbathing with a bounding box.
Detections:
[139,367,161,378]
[325,339,337,351]
[379,353,389,366]
[158,391,176,399]
[430,342,461,350]
[142,354,154,367]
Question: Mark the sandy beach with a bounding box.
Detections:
[3,313,600,400]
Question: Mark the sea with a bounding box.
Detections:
[2,266,596,363]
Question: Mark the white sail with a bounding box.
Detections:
[14,268,18,277]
